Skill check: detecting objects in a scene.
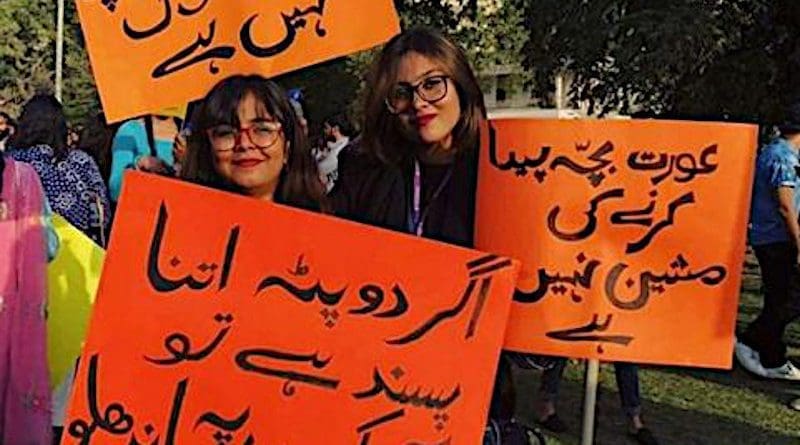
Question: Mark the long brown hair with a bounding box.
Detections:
[362,27,486,165]
[182,75,326,211]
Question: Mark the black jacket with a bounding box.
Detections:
[331,142,479,248]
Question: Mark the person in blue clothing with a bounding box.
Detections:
[736,102,800,381]
[7,95,110,246]
[108,114,181,202]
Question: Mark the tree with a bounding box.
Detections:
[523,0,799,123]
[62,1,100,122]
[0,1,530,128]
[0,0,97,121]
[0,0,57,114]
[672,0,800,123]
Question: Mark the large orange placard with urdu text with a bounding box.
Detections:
[476,119,757,368]
[76,0,400,122]
[62,172,518,444]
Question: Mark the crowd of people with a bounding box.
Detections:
[0,27,798,445]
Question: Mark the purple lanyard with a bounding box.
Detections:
[409,160,454,237]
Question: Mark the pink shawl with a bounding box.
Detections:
[0,158,52,443]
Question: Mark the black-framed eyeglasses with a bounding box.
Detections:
[385,75,450,114]
[206,121,282,152]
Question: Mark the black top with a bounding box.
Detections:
[331,142,478,248]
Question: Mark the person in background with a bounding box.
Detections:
[0,152,53,444]
[288,89,309,136]
[7,120,18,150]
[332,27,534,445]
[8,95,110,246]
[736,102,800,381]
[536,359,659,445]
[318,113,355,193]
[108,114,181,203]
[172,123,191,177]
[311,134,328,163]
[77,112,115,185]
[66,126,81,149]
[182,74,325,210]
[0,111,14,151]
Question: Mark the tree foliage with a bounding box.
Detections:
[0,0,58,114]
[524,0,800,123]
[0,0,97,121]
[0,0,529,126]
[398,0,528,74]
[3,0,797,128]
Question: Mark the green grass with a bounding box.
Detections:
[510,255,800,445]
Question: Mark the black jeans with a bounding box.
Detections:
[741,242,800,368]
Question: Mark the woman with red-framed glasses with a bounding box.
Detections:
[182,75,325,211]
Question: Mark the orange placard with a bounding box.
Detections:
[62,172,518,444]
[476,119,757,368]
[76,0,400,122]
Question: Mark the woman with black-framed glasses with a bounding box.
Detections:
[332,27,484,245]
[332,28,541,445]
[181,75,326,211]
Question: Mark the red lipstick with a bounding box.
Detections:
[416,114,437,127]
[232,158,264,168]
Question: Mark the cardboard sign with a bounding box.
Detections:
[47,214,104,389]
[76,0,400,122]
[476,119,757,368]
[62,172,518,444]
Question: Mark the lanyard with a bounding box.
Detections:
[409,159,454,237]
